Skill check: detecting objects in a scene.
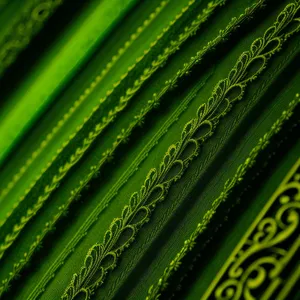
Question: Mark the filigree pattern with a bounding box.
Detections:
[203,157,300,300]
[0,0,221,262]
[0,0,224,296]
[62,2,300,298]
[28,1,270,297]
[146,94,300,300]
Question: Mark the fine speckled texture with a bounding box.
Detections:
[0,0,299,299]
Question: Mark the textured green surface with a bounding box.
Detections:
[0,0,299,299]
[0,0,138,165]
[185,139,300,300]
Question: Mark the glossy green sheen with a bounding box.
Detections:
[0,0,299,299]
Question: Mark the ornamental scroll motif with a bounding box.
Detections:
[203,158,300,300]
